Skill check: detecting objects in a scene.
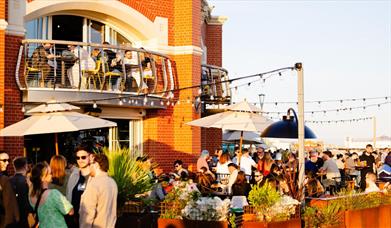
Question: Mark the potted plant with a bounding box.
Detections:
[243,182,300,227]
[303,201,344,228]
[104,148,154,212]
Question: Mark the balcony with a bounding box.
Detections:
[200,64,231,115]
[16,39,176,108]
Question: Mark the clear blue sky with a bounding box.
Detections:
[209,0,391,146]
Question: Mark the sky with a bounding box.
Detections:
[208,0,391,146]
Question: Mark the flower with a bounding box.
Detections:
[182,197,231,221]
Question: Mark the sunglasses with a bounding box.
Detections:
[174,165,179,168]
[76,156,88,160]
[0,159,9,162]
[254,175,262,177]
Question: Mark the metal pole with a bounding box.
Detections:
[373,116,376,149]
[296,62,305,189]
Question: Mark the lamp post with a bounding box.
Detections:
[259,93,265,111]
[295,62,305,189]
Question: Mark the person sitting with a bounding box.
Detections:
[378,153,391,181]
[365,172,380,193]
[66,45,95,89]
[252,170,266,187]
[231,171,251,209]
[31,42,57,87]
[196,167,215,195]
[173,160,188,178]
[216,153,231,181]
[319,151,341,192]
[197,150,210,172]
[304,171,324,198]
[227,163,239,194]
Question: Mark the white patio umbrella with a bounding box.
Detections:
[223,131,264,144]
[186,101,273,158]
[0,103,117,155]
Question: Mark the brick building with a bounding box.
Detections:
[0,0,229,171]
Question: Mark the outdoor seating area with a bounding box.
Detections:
[19,40,174,95]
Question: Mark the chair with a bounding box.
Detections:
[101,60,124,91]
[82,60,101,89]
[24,58,44,87]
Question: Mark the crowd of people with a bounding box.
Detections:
[28,41,153,91]
[147,144,391,208]
[0,144,117,228]
[1,143,390,227]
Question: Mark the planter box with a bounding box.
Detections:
[378,204,391,228]
[157,218,228,228]
[242,218,301,228]
[344,207,379,228]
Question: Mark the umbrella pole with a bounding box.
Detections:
[55,133,59,155]
[238,131,243,165]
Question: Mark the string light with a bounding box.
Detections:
[118,99,123,105]
[0,105,3,112]
[93,102,97,109]
[21,106,25,113]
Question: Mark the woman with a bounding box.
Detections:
[197,150,210,172]
[231,171,251,209]
[49,155,68,195]
[379,154,391,181]
[29,162,74,228]
[216,153,231,180]
[257,151,274,176]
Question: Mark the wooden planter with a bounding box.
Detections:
[344,207,379,228]
[157,218,228,228]
[242,218,301,228]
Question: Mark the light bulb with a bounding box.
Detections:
[119,100,123,105]
[21,106,25,113]
[93,102,97,109]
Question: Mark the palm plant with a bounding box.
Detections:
[104,147,154,208]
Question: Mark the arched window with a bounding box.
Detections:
[26,15,132,45]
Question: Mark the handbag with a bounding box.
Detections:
[29,188,48,228]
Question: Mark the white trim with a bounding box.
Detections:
[0,19,8,30]
[26,0,159,42]
[207,16,228,25]
[151,45,204,56]
[5,25,25,36]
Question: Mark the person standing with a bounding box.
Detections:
[49,155,68,195]
[29,162,73,228]
[359,144,376,190]
[9,157,31,228]
[66,144,94,227]
[79,153,117,228]
[0,152,20,228]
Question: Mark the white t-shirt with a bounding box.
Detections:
[239,155,256,176]
[216,162,230,174]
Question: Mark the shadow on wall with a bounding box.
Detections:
[143,139,199,173]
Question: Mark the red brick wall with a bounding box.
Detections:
[200,23,224,155]
[0,33,24,167]
[143,0,202,172]
[205,24,223,67]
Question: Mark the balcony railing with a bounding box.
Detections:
[201,64,231,104]
[16,39,175,99]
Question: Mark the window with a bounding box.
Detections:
[26,15,132,45]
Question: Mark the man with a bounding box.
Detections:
[364,172,380,193]
[359,144,376,190]
[9,157,31,228]
[173,160,188,178]
[79,153,117,228]
[0,152,10,176]
[305,151,324,175]
[227,163,239,194]
[252,170,265,187]
[237,148,257,179]
[31,43,56,87]
[319,151,341,190]
[66,144,94,227]
[0,152,20,228]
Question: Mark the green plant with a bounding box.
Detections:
[104,147,154,209]
[303,202,344,228]
[248,182,281,208]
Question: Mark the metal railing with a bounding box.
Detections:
[201,64,231,102]
[17,39,175,98]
